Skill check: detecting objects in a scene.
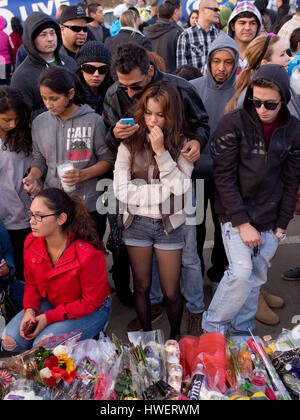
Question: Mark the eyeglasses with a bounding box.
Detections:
[27,211,59,222]
[119,83,145,92]
[62,24,88,33]
[81,64,109,74]
[250,98,281,111]
[205,7,220,12]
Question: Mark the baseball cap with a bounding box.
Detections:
[59,5,93,24]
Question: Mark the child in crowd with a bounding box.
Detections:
[0,86,32,280]
[113,81,194,339]
[2,188,111,353]
[23,66,114,238]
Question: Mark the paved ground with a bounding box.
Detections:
[105,210,300,344]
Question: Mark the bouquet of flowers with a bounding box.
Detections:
[33,344,77,388]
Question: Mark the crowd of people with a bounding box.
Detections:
[0,0,299,355]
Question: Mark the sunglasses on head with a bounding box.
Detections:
[250,98,281,111]
[205,7,220,12]
[62,24,88,33]
[81,64,109,74]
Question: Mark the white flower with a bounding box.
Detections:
[53,345,68,356]
[40,367,52,379]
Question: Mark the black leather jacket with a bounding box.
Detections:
[103,66,209,156]
[211,104,300,232]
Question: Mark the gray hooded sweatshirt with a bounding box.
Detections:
[191,32,239,180]
[0,141,32,230]
[31,105,114,212]
[11,12,77,116]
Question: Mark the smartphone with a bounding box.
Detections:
[120,118,135,126]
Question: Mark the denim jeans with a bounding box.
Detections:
[150,223,205,314]
[2,298,111,353]
[202,222,279,334]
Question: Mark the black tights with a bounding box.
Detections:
[126,246,183,339]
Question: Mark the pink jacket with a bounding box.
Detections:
[0,17,11,64]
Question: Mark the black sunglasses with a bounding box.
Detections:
[62,24,88,33]
[119,83,144,92]
[205,7,220,12]
[81,64,109,74]
[250,98,281,111]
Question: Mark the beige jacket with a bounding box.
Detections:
[113,142,194,232]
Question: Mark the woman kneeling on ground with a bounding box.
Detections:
[1,188,111,353]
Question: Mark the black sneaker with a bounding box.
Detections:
[281,267,300,281]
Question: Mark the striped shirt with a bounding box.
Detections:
[176,23,220,73]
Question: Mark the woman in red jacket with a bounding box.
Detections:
[1,188,111,353]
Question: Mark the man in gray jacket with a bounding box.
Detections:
[191,32,239,292]
[11,12,77,118]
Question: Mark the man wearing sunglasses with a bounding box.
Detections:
[202,64,300,335]
[59,5,93,59]
[176,0,220,74]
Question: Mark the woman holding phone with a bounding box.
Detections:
[113,81,194,339]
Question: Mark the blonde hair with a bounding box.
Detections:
[120,10,137,28]
[225,35,280,113]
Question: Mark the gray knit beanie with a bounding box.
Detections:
[76,41,112,66]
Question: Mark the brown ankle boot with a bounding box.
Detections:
[261,290,284,309]
[255,292,280,326]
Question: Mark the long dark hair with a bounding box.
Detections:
[0,86,32,156]
[39,67,86,106]
[11,16,23,35]
[36,188,101,250]
[127,81,192,171]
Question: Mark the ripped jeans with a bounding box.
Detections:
[202,222,279,335]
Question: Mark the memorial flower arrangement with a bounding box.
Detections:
[34,344,77,387]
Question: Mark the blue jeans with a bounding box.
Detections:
[202,222,279,334]
[150,223,205,314]
[2,298,111,353]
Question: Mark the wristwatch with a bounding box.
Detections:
[275,230,287,241]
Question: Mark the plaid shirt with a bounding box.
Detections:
[176,23,220,73]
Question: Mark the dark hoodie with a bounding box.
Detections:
[11,12,77,116]
[191,32,239,180]
[211,64,300,232]
[143,19,181,73]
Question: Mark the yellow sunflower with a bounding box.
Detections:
[57,354,75,373]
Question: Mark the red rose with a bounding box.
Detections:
[43,376,57,387]
[62,370,77,383]
[51,367,65,380]
[44,356,59,370]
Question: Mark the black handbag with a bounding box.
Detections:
[106,213,125,256]
[0,289,18,323]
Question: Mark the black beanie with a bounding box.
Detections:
[32,21,58,41]
[76,41,112,66]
